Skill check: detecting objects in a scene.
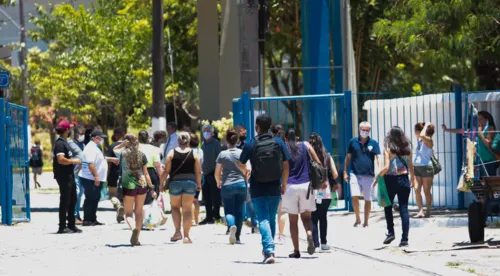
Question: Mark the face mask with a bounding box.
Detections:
[203,132,212,140]
[99,139,105,146]
[239,135,246,142]
[78,136,85,142]
[360,131,370,138]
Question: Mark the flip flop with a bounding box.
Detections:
[170,233,183,242]
[183,237,192,244]
[130,229,139,246]
[307,235,316,255]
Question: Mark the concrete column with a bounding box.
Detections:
[301,0,332,152]
[197,0,220,120]
[219,0,242,118]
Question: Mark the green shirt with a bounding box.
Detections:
[139,144,161,168]
[117,150,148,190]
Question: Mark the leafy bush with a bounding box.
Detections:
[202,112,233,141]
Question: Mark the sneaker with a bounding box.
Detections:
[252,226,260,234]
[68,226,82,233]
[57,228,73,234]
[93,221,105,226]
[199,219,215,225]
[75,218,83,225]
[399,240,409,247]
[116,207,125,223]
[82,221,93,227]
[383,234,396,245]
[320,244,331,251]
[236,240,242,245]
[276,236,285,245]
[263,253,275,264]
[229,225,237,245]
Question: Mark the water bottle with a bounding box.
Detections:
[316,190,324,204]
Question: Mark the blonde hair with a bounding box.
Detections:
[177,131,190,146]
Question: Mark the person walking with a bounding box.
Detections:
[160,132,202,244]
[373,126,415,247]
[29,139,43,189]
[240,114,290,264]
[189,133,203,225]
[271,124,286,243]
[68,126,86,224]
[107,128,126,222]
[79,130,109,226]
[138,131,163,205]
[343,121,381,227]
[114,134,157,246]
[215,129,250,245]
[413,122,436,218]
[199,124,223,224]
[161,122,179,164]
[53,120,83,234]
[309,132,339,251]
[282,129,324,258]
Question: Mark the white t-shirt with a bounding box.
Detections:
[79,141,108,181]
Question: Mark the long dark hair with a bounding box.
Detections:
[138,130,149,144]
[384,126,412,156]
[478,111,496,129]
[286,128,301,160]
[309,132,327,166]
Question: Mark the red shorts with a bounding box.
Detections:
[123,187,148,197]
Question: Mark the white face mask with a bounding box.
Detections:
[99,139,105,146]
[78,136,85,142]
[360,131,370,138]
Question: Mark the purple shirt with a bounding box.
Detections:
[288,142,311,184]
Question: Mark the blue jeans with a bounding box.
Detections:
[244,188,258,226]
[252,196,281,254]
[81,177,103,222]
[221,182,247,240]
[74,174,84,218]
[384,174,411,241]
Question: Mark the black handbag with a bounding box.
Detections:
[307,146,327,199]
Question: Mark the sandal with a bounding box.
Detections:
[307,235,316,255]
[183,237,192,244]
[130,229,139,246]
[170,233,183,242]
[289,250,301,258]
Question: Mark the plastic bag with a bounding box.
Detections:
[377,176,392,208]
[143,200,164,229]
[370,187,378,202]
[158,192,171,213]
[329,191,338,208]
[100,182,109,201]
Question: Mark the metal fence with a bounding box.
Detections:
[1,98,30,225]
[233,91,353,211]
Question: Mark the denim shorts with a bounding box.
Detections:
[169,180,197,196]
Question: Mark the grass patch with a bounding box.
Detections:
[446,262,462,267]
[465,268,476,274]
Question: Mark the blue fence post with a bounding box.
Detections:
[455,85,464,209]
[241,92,251,142]
[5,105,12,225]
[232,98,242,127]
[344,90,354,212]
[24,107,30,220]
[0,98,5,224]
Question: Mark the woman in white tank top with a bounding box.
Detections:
[413,122,435,218]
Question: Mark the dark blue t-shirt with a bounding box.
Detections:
[240,134,291,198]
[347,137,381,176]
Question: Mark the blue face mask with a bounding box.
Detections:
[203,132,212,140]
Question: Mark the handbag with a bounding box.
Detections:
[165,149,193,190]
[431,153,442,175]
[306,144,327,199]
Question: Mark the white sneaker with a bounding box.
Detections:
[321,244,331,251]
[229,225,237,245]
[276,236,285,245]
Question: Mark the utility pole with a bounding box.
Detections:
[152,0,166,132]
[19,0,28,107]
[257,0,267,99]
[166,26,178,125]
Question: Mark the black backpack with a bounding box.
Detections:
[251,134,283,183]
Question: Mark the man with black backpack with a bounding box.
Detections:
[239,114,290,264]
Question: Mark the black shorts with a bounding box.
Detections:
[107,175,119,188]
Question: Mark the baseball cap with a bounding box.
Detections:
[90,130,107,138]
[57,120,74,130]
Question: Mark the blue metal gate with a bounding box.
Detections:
[232,91,353,211]
[0,98,30,225]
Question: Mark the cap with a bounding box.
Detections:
[57,120,74,130]
[90,130,107,138]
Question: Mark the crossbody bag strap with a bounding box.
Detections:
[170,149,193,178]
[396,155,409,171]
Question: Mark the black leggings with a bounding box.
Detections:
[312,198,332,247]
[144,168,160,205]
